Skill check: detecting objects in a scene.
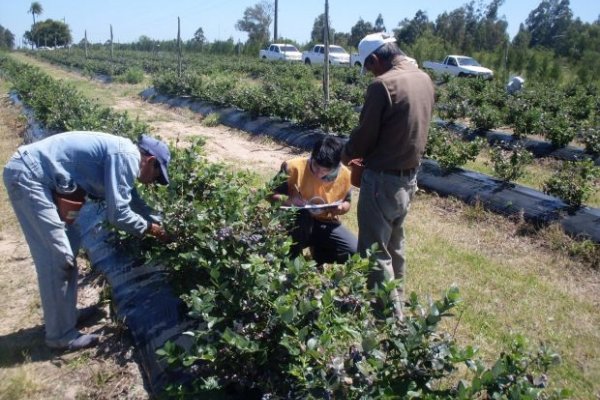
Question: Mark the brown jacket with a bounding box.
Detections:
[343,57,434,171]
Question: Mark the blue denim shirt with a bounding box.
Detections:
[17,131,149,236]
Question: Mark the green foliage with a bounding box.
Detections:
[426,125,485,172]
[489,142,534,183]
[469,104,503,131]
[542,113,577,148]
[116,67,145,84]
[201,113,220,127]
[454,336,570,399]
[0,25,15,49]
[581,125,600,156]
[101,139,568,398]
[0,55,147,138]
[24,19,71,48]
[543,159,600,208]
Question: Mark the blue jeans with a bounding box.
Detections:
[3,153,80,347]
[357,168,417,318]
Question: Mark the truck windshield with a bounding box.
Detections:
[280,45,298,52]
[457,57,481,66]
[329,46,347,54]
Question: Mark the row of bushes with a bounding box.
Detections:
[133,140,569,399]
[436,76,599,152]
[28,48,599,155]
[152,69,360,134]
[0,54,147,138]
[426,125,599,208]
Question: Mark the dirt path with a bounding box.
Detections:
[112,97,305,172]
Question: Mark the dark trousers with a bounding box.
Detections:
[290,210,357,264]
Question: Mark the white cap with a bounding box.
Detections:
[357,32,396,68]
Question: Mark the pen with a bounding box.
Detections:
[294,183,303,200]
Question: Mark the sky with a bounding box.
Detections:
[1,0,599,48]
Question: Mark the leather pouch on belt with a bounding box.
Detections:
[53,187,86,224]
[349,159,364,188]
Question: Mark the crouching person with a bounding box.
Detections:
[271,136,357,265]
[3,131,171,351]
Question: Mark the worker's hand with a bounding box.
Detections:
[147,223,171,243]
[288,195,307,207]
[328,201,351,216]
[348,158,364,167]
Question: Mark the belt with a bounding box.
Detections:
[380,168,417,177]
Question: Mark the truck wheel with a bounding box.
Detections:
[458,72,466,77]
[304,59,311,65]
[354,62,361,68]
[262,56,267,60]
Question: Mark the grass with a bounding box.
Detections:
[0,367,41,400]
[407,194,600,396]
[201,112,221,127]
[5,54,600,398]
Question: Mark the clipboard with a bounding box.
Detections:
[280,200,343,211]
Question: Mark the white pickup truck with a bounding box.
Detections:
[422,55,493,79]
[302,44,350,65]
[259,44,302,62]
[350,53,418,69]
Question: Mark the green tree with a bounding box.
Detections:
[349,18,374,47]
[235,1,272,47]
[210,38,236,55]
[333,32,351,48]
[189,27,206,51]
[394,10,433,47]
[525,0,573,50]
[24,19,71,48]
[374,13,386,32]
[27,1,43,49]
[28,1,43,25]
[193,27,205,44]
[310,13,335,44]
[0,25,15,49]
[434,1,508,53]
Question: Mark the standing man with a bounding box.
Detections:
[3,131,171,350]
[342,33,434,320]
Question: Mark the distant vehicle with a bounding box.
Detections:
[422,55,494,79]
[302,44,350,65]
[259,44,302,62]
[350,53,418,69]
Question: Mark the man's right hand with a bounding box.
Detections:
[147,222,170,243]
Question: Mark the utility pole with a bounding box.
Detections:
[84,30,88,58]
[110,24,114,60]
[323,0,330,133]
[274,0,278,42]
[177,17,183,78]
